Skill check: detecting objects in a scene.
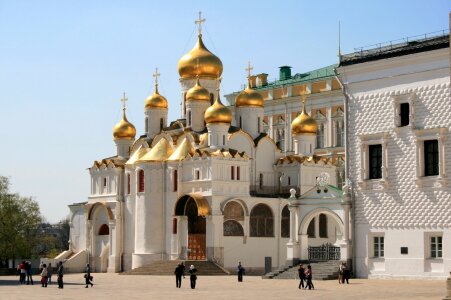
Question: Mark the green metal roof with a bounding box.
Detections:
[253,64,338,91]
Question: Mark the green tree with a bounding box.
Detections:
[0,176,42,267]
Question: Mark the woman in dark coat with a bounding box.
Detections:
[188,265,198,289]
[298,264,305,289]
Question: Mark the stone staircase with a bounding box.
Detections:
[121,260,230,276]
[265,261,342,280]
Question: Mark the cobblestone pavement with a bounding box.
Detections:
[0,273,445,300]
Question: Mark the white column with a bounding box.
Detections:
[286,112,292,152]
[269,115,274,139]
[299,234,309,260]
[286,205,300,265]
[326,107,333,148]
[179,216,188,260]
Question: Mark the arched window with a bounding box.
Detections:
[138,170,145,192]
[250,204,273,237]
[210,93,214,105]
[281,205,290,238]
[145,117,149,133]
[127,173,131,194]
[240,116,242,128]
[173,170,178,192]
[288,176,291,186]
[172,218,177,234]
[231,166,235,180]
[160,118,164,131]
[307,218,315,238]
[258,117,261,132]
[224,201,244,221]
[98,224,109,235]
[259,173,263,188]
[237,167,240,180]
[319,214,328,238]
[188,111,192,126]
[223,220,244,236]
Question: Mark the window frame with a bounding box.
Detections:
[373,236,385,258]
[414,128,447,188]
[359,132,389,190]
[430,236,443,259]
[392,93,415,130]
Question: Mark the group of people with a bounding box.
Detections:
[297,264,314,290]
[174,262,198,289]
[17,261,64,288]
[17,261,34,285]
[338,262,351,284]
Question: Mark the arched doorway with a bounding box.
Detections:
[175,194,209,260]
[87,203,113,272]
[299,208,344,261]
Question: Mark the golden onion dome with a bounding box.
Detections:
[186,77,211,102]
[236,86,264,107]
[204,94,232,124]
[178,34,223,79]
[144,85,168,110]
[291,103,317,135]
[113,110,136,140]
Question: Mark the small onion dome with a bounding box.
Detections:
[178,34,223,79]
[186,77,211,102]
[113,111,136,140]
[144,85,168,110]
[204,96,232,124]
[235,86,264,107]
[291,105,317,135]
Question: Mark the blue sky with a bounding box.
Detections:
[1,0,450,222]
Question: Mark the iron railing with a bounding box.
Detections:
[308,243,340,261]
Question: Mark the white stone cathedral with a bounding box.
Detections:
[62,16,344,274]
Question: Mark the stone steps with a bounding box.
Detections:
[121,260,230,276]
[268,261,343,280]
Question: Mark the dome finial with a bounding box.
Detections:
[113,92,136,140]
[245,61,253,87]
[153,67,160,93]
[195,11,206,36]
[121,92,128,117]
[301,90,307,112]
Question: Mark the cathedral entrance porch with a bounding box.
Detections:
[174,194,210,261]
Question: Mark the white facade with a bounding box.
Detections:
[338,33,450,279]
[65,29,345,274]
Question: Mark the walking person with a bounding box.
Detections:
[57,261,64,289]
[338,262,345,284]
[40,264,48,287]
[343,263,350,284]
[297,264,305,289]
[174,263,184,288]
[188,265,198,289]
[305,265,314,290]
[84,263,93,288]
[47,263,53,285]
[18,261,26,285]
[25,261,33,285]
[237,261,245,282]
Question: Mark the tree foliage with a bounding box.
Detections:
[0,176,42,266]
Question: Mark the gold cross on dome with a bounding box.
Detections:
[153,67,160,86]
[121,92,128,111]
[195,11,206,35]
[245,61,253,79]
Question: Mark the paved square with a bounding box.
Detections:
[0,274,445,300]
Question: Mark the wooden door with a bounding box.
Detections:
[188,234,206,260]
